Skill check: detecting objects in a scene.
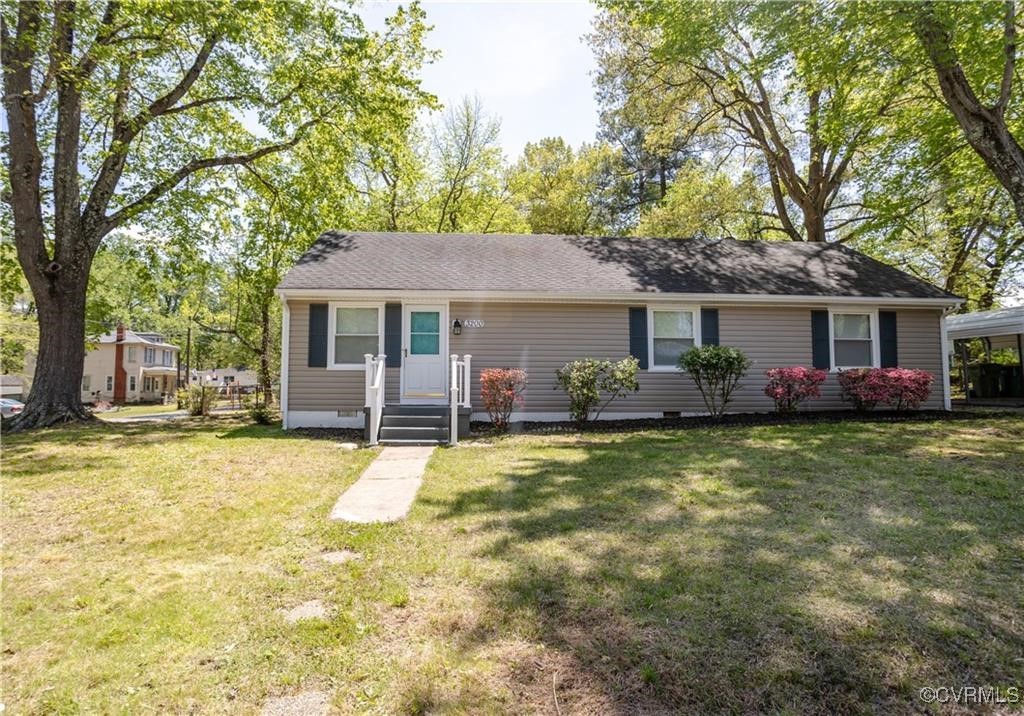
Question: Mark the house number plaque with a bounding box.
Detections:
[463,319,485,328]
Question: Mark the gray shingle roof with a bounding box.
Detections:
[278,231,957,300]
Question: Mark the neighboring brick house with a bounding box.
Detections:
[82,326,180,404]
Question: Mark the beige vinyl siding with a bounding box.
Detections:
[286,301,398,413]
[287,300,945,415]
[450,302,945,414]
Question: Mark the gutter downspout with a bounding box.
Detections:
[940,306,955,411]
[280,295,290,430]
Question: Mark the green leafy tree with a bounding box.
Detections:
[1,0,431,429]
[590,11,699,231]
[638,164,767,240]
[426,96,527,234]
[595,2,913,242]
[510,138,625,235]
[348,123,433,232]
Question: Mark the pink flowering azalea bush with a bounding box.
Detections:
[837,369,891,411]
[883,368,935,410]
[480,368,528,430]
[838,368,934,411]
[763,366,827,413]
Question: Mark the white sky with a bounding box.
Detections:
[360,0,601,159]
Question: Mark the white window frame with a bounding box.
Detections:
[129,375,136,392]
[81,375,91,392]
[144,347,155,364]
[327,302,385,370]
[647,304,702,372]
[828,307,880,372]
[162,349,173,367]
[127,346,136,363]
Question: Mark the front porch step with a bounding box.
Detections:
[379,425,449,444]
[376,404,452,445]
[382,405,449,416]
[378,437,447,446]
[382,414,448,428]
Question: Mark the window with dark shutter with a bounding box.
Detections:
[811,310,830,370]
[701,308,719,346]
[879,311,898,367]
[308,303,328,368]
[628,307,648,369]
[384,303,402,367]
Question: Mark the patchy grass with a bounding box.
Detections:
[3,417,1023,713]
[95,402,181,418]
[2,417,377,713]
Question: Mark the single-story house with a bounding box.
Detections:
[276,231,961,443]
[82,326,180,404]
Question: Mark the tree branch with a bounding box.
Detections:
[161,94,245,116]
[98,118,319,238]
[996,0,1017,114]
[74,0,120,81]
[81,33,220,232]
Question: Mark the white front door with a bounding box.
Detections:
[401,304,447,403]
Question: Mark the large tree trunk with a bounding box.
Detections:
[10,268,92,430]
[803,208,827,243]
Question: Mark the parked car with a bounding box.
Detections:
[0,398,25,421]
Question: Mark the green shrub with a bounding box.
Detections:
[247,403,275,424]
[240,393,276,424]
[679,345,750,417]
[177,384,215,416]
[555,357,640,423]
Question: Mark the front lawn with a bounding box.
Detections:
[2,416,1022,713]
[95,402,181,418]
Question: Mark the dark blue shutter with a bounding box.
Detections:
[308,303,328,368]
[628,307,648,369]
[701,308,719,346]
[879,311,898,367]
[811,310,830,369]
[384,303,402,367]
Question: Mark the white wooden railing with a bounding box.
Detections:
[364,353,387,445]
[449,354,472,445]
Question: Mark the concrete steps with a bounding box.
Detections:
[379,405,449,445]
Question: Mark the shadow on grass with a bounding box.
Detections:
[423,421,1024,713]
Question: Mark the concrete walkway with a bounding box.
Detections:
[101,406,240,423]
[329,445,434,523]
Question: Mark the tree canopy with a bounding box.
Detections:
[2,0,1022,430]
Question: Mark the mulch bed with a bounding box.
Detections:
[287,410,1016,443]
[291,427,365,442]
[471,409,1017,437]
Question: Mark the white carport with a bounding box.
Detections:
[945,307,1024,404]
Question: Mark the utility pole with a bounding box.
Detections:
[185,323,192,386]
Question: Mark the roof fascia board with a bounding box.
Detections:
[276,288,961,308]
